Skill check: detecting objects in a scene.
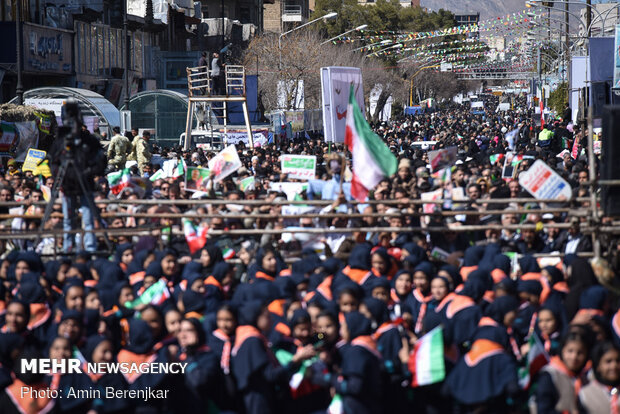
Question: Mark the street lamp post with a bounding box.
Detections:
[320,24,367,45]
[278,12,337,68]
[123,0,130,109]
[15,0,23,105]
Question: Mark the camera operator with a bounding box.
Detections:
[49,103,107,253]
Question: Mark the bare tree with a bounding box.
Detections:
[242,31,403,119]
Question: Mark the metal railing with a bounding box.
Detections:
[186,65,211,97]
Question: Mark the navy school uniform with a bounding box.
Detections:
[231,324,300,414]
[231,301,302,414]
[444,323,520,412]
[117,319,171,413]
[332,312,384,414]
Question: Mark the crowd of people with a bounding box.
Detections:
[0,93,619,414]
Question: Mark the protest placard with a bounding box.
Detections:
[185,167,211,192]
[281,154,316,180]
[208,145,242,183]
[518,160,572,201]
[502,152,534,179]
[428,146,457,172]
[22,148,46,172]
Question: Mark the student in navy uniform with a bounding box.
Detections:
[314,311,384,414]
[406,261,434,335]
[83,335,131,414]
[174,318,222,412]
[207,304,238,412]
[332,244,378,294]
[0,347,56,414]
[0,333,24,390]
[442,270,491,352]
[444,295,521,413]
[389,269,413,319]
[361,297,409,412]
[48,335,94,413]
[117,318,171,414]
[231,300,315,414]
[535,331,590,414]
[578,341,620,413]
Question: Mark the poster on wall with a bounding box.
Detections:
[321,67,365,143]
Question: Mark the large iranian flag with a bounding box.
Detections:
[344,85,397,201]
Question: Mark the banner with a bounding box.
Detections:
[614,24,620,89]
[225,130,268,147]
[281,155,316,180]
[208,144,242,183]
[14,121,39,162]
[21,148,46,172]
[519,160,572,201]
[185,167,211,192]
[284,111,305,133]
[0,122,18,153]
[321,67,364,143]
[428,147,457,172]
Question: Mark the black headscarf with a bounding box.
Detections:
[565,258,598,320]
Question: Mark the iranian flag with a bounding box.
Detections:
[107,168,132,195]
[275,349,317,397]
[174,157,185,178]
[518,332,549,389]
[409,325,445,387]
[183,218,208,254]
[489,153,504,165]
[344,85,397,201]
[124,279,170,309]
[222,248,235,260]
[150,169,165,182]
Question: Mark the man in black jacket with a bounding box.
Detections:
[49,107,106,253]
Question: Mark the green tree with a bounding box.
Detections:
[548,82,568,115]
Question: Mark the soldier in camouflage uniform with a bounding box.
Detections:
[134,131,152,175]
[106,126,131,170]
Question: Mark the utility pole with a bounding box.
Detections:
[123,0,130,109]
[586,0,592,38]
[15,0,23,105]
[221,0,225,51]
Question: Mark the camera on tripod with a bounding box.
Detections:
[58,100,84,154]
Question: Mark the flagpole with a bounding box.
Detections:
[339,149,346,195]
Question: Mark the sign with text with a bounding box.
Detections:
[24,23,73,74]
[281,154,316,180]
[208,145,242,183]
[519,160,572,201]
[21,148,46,172]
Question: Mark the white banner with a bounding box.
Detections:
[320,67,364,143]
[519,160,572,201]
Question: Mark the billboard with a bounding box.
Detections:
[320,67,365,143]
